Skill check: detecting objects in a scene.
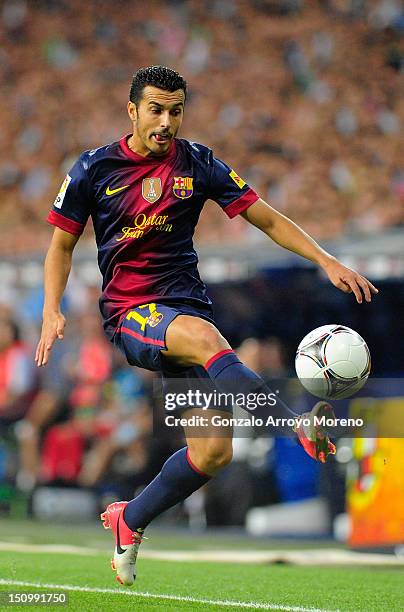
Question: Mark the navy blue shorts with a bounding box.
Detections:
[114,301,234,415]
[113,301,214,376]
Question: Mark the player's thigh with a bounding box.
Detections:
[182,408,233,471]
[165,315,231,367]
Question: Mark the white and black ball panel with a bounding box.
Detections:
[327,376,368,399]
[350,342,371,377]
[297,324,339,351]
[322,332,351,365]
[294,352,323,379]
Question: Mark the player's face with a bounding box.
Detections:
[127,86,185,156]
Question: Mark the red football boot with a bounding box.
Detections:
[100,501,144,586]
[293,401,337,463]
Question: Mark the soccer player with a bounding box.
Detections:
[35,66,378,585]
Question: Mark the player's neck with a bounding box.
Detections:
[127,134,149,157]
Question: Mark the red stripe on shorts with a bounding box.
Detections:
[120,326,165,347]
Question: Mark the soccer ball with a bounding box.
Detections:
[295,324,371,400]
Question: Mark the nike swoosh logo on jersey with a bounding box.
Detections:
[105,184,130,196]
[116,513,126,555]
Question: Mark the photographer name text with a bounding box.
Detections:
[164,415,364,428]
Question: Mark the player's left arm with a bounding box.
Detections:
[241,198,379,303]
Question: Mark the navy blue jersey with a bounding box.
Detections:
[48,135,259,339]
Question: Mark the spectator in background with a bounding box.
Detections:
[14,338,71,492]
[37,310,113,487]
[0,314,36,424]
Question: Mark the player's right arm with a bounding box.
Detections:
[37,153,92,366]
[35,228,79,367]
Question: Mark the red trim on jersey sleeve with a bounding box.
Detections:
[47,210,84,236]
[223,188,260,219]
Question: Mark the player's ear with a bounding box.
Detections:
[127,101,138,122]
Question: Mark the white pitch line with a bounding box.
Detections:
[0,579,337,612]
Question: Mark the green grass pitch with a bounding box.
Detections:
[0,521,403,611]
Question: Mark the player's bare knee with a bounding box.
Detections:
[166,316,229,366]
[205,444,233,472]
[193,439,233,474]
[192,321,229,365]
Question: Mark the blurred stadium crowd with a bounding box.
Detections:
[0,0,402,256]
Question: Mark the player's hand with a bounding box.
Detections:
[35,311,66,367]
[323,258,379,304]
[322,257,379,303]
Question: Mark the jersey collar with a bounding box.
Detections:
[119,133,177,163]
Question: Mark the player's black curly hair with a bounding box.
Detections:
[129,66,187,106]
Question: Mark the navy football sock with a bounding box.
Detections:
[123,447,210,531]
[204,349,297,420]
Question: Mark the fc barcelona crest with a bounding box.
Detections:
[173,176,193,199]
[147,311,164,327]
[142,178,162,203]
